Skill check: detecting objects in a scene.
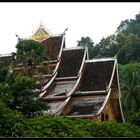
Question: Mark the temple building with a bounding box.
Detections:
[5,24,125,122]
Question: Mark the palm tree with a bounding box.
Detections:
[120,64,140,119]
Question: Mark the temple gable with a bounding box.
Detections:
[32,25,51,42]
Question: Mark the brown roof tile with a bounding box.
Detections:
[0,56,12,66]
[79,60,114,91]
[57,48,85,77]
[41,36,64,60]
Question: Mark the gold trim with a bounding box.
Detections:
[32,24,52,42]
[32,28,50,42]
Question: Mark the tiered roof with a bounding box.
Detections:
[10,24,125,122]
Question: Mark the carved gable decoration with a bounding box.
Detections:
[32,26,51,42]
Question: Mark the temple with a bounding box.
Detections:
[2,24,125,122]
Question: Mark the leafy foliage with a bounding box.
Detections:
[77,12,140,64]
[116,12,140,36]
[0,83,14,107]
[93,34,119,58]
[1,11,140,138]
[0,66,11,83]
[119,63,140,119]
[13,39,49,77]
[15,39,48,66]
[9,77,49,117]
[117,33,140,64]
[0,65,49,117]
[77,36,95,59]
[0,101,26,137]
[127,111,140,127]
[24,115,90,137]
[2,115,140,137]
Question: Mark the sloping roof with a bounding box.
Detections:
[39,47,124,122]
[57,48,85,77]
[0,54,13,66]
[12,25,124,122]
[41,47,87,114]
[79,59,115,91]
[62,59,124,122]
[60,59,115,117]
[41,36,64,61]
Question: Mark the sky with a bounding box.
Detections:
[0,2,140,54]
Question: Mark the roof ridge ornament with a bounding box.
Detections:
[15,33,22,42]
[63,27,68,35]
[32,24,51,42]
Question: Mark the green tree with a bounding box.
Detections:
[93,32,140,64]
[116,19,130,33]
[88,33,127,61]
[117,33,140,64]
[10,77,49,117]
[0,83,14,107]
[0,66,10,83]
[115,12,140,64]
[0,66,14,108]
[119,63,140,119]
[127,111,140,127]
[77,36,94,47]
[94,34,119,58]
[77,36,95,59]
[0,101,26,137]
[0,49,50,118]
[116,12,140,37]
[13,39,49,77]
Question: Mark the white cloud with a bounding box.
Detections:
[0,2,140,54]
